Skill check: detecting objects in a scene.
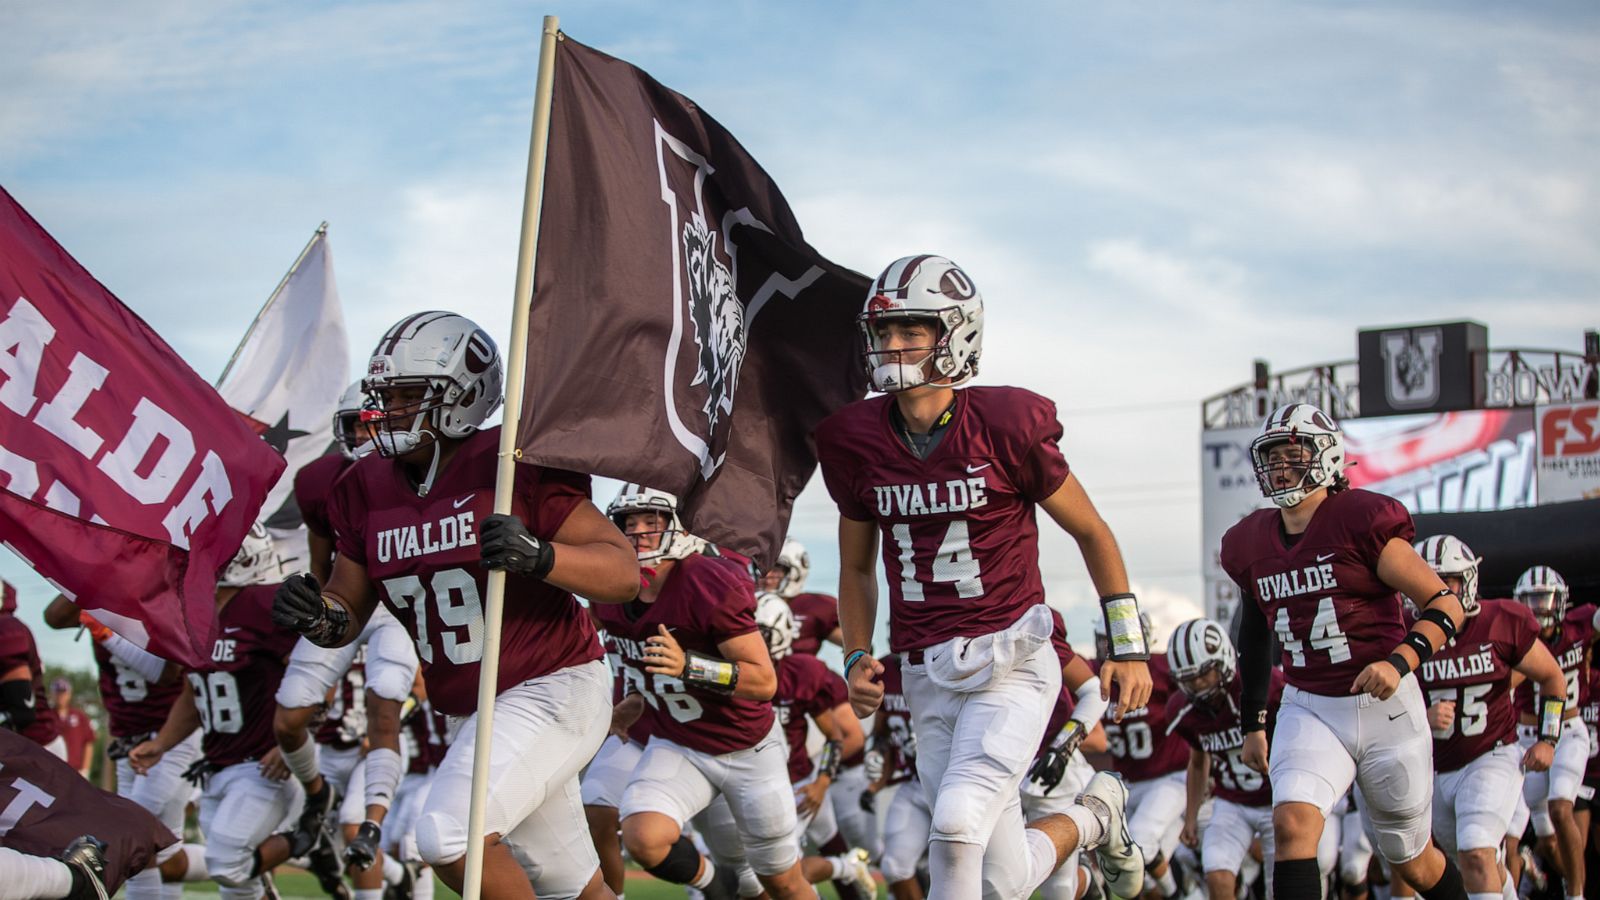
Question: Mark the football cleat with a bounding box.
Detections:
[1079,771,1144,898]
[344,820,383,871]
[383,860,421,900]
[837,847,875,888]
[303,822,352,900]
[59,836,110,900]
[293,781,339,855]
[260,871,283,900]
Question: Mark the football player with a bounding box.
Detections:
[1413,536,1565,900]
[1167,617,1286,900]
[1512,565,1593,900]
[1223,403,1469,900]
[595,485,810,900]
[1092,614,1191,900]
[817,255,1151,900]
[273,381,419,885]
[870,653,931,900]
[2,729,176,900]
[755,592,876,897]
[1022,611,1110,900]
[41,593,208,900]
[270,312,638,900]
[129,527,315,900]
[0,584,61,756]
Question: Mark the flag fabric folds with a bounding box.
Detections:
[517,35,870,569]
[0,187,286,667]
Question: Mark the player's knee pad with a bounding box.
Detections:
[274,667,332,711]
[643,836,704,884]
[741,829,800,877]
[881,845,921,884]
[930,783,992,844]
[736,868,763,898]
[1367,814,1430,865]
[1456,810,1507,855]
[364,660,416,704]
[414,811,467,867]
[204,844,256,888]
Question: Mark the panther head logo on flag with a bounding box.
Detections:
[682,215,746,436]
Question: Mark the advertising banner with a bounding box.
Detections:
[1536,401,1600,503]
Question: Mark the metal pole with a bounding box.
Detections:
[216,222,328,387]
[461,16,560,900]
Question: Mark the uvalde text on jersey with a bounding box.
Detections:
[873,478,989,518]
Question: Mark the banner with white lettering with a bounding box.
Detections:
[0,187,286,667]
[1199,425,1269,623]
[1536,401,1600,503]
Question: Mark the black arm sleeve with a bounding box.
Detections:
[0,679,37,731]
[1238,599,1272,733]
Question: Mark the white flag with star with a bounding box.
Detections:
[217,225,349,563]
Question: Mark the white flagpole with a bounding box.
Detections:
[462,15,560,900]
[216,221,329,387]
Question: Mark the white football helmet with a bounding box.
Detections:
[1250,403,1349,508]
[1413,535,1483,618]
[363,312,504,457]
[1166,618,1237,704]
[755,591,797,660]
[1093,611,1154,661]
[1516,565,1570,629]
[607,483,705,563]
[858,255,983,393]
[332,380,372,460]
[773,538,810,599]
[220,523,280,588]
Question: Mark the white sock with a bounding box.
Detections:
[928,838,985,900]
[1064,804,1106,850]
[354,890,383,900]
[0,849,76,900]
[381,854,404,885]
[180,844,210,881]
[690,857,717,890]
[827,856,848,881]
[1469,893,1503,900]
[283,738,321,785]
[363,749,403,810]
[125,865,164,900]
[163,882,183,900]
[1566,895,1582,900]
[1501,877,1516,900]
[414,869,435,900]
[1156,866,1178,897]
[1023,827,1061,895]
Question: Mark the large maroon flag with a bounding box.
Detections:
[518,36,870,569]
[0,187,285,667]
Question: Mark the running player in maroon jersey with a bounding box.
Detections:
[128,539,316,900]
[818,254,1151,900]
[1092,614,1191,900]
[270,312,638,900]
[593,485,808,900]
[0,584,60,757]
[755,592,876,897]
[759,539,844,655]
[42,592,210,900]
[1413,536,1564,900]
[1512,565,1593,900]
[274,382,418,882]
[1167,618,1286,900]
[2,730,175,900]
[1224,403,1469,900]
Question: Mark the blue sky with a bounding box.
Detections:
[4,1,1596,668]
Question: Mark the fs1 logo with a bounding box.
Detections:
[1541,403,1600,457]
[1380,327,1443,410]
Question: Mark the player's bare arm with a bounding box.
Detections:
[609,691,645,739]
[1180,747,1208,849]
[540,499,640,603]
[642,624,777,702]
[836,515,885,717]
[1513,637,1566,772]
[1351,538,1463,699]
[129,677,201,774]
[1040,472,1152,716]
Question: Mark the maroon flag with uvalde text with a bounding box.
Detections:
[0,187,286,667]
[518,36,870,568]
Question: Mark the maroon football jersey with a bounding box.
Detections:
[601,631,655,746]
[189,585,298,767]
[314,646,366,750]
[1221,489,1415,696]
[1167,670,1284,807]
[0,614,59,746]
[331,427,604,717]
[92,640,183,739]
[788,593,841,657]
[774,653,848,783]
[1,730,175,891]
[295,452,353,539]
[877,655,916,784]
[1515,603,1596,718]
[591,553,775,754]
[1094,654,1188,782]
[1585,656,1600,781]
[1417,599,1538,772]
[815,387,1071,653]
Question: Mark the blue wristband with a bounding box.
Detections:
[844,649,868,677]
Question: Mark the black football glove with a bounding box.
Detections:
[858,787,877,814]
[1027,746,1071,795]
[479,514,556,579]
[271,573,349,646]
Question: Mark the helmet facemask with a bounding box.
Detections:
[1521,588,1567,629]
[363,379,453,459]
[754,592,796,660]
[1250,432,1340,508]
[858,307,975,393]
[608,486,704,565]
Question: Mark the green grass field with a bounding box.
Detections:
[172,868,866,899]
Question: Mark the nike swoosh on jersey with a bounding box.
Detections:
[224,627,242,634]
[966,463,991,473]
[1316,553,1336,563]
[453,495,473,509]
